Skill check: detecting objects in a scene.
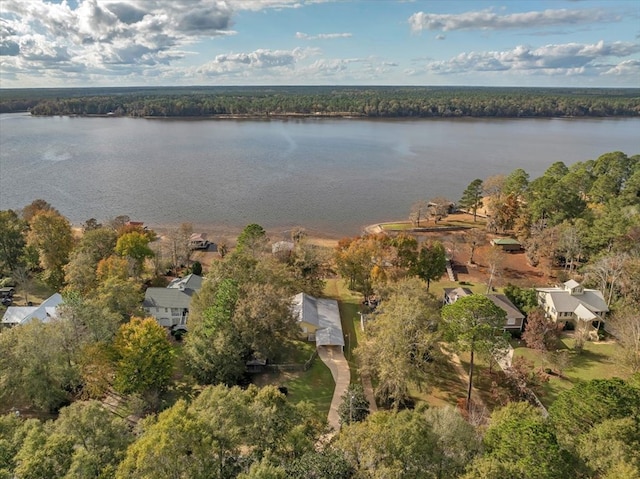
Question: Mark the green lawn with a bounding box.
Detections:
[324,278,363,384]
[282,358,335,416]
[512,336,628,407]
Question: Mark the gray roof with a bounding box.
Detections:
[167,274,202,291]
[1,293,63,325]
[537,286,609,314]
[292,293,344,347]
[486,294,525,321]
[144,274,202,309]
[443,287,473,303]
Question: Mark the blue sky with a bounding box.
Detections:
[1,0,639,88]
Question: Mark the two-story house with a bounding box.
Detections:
[536,280,608,336]
[143,274,202,330]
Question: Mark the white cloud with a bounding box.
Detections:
[296,32,352,40]
[197,47,309,76]
[0,0,235,78]
[423,41,640,77]
[409,8,619,32]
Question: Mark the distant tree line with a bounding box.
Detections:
[1,86,638,117]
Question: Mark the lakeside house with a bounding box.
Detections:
[536,280,608,338]
[1,293,63,327]
[486,294,525,333]
[442,288,525,332]
[291,293,345,350]
[143,274,202,330]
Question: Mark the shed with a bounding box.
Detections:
[490,237,522,251]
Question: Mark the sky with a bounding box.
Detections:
[0,0,639,88]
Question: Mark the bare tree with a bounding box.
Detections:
[465,228,485,265]
[428,197,451,223]
[585,253,627,306]
[606,304,640,373]
[168,223,193,271]
[409,200,428,227]
[486,247,506,292]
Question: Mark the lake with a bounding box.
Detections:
[1,113,638,237]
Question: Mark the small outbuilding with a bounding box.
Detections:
[490,237,522,252]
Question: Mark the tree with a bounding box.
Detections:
[82,218,102,232]
[549,377,640,448]
[356,279,439,409]
[12,401,133,479]
[584,252,628,306]
[465,228,485,265]
[338,384,370,425]
[502,168,529,199]
[115,231,154,277]
[459,179,484,221]
[184,279,247,385]
[21,198,59,223]
[485,246,505,292]
[503,284,538,314]
[117,385,323,479]
[441,295,508,411]
[236,223,268,256]
[0,210,26,273]
[167,222,193,271]
[26,210,74,289]
[335,409,440,478]
[522,308,561,351]
[411,240,446,291]
[0,321,81,412]
[409,200,428,227]
[607,304,640,373]
[233,282,299,361]
[463,402,575,479]
[113,317,174,400]
[334,235,390,300]
[427,197,451,223]
[575,417,640,479]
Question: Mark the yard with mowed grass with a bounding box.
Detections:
[512,334,629,407]
[249,340,335,417]
[324,278,364,384]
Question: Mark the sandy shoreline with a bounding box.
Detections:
[113,221,345,249]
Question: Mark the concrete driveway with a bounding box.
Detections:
[317,345,351,432]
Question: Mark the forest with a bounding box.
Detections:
[1,85,639,118]
[0,150,639,478]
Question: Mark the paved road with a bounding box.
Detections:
[317,345,351,433]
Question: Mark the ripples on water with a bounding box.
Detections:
[1,114,639,236]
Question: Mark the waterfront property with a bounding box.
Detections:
[536,280,608,338]
[291,293,345,349]
[486,294,525,333]
[143,274,202,330]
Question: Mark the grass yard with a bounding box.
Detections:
[324,278,363,384]
[281,358,335,416]
[512,335,628,407]
[250,339,335,417]
[409,345,470,408]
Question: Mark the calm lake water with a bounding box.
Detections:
[1,113,638,236]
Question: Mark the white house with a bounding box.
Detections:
[536,280,608,337]
[143,274,202,330]
[1,293,63,327]
[291,293,345,349]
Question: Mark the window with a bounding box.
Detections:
[507,317,515,325]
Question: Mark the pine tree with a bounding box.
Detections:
[459,179,484,222]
